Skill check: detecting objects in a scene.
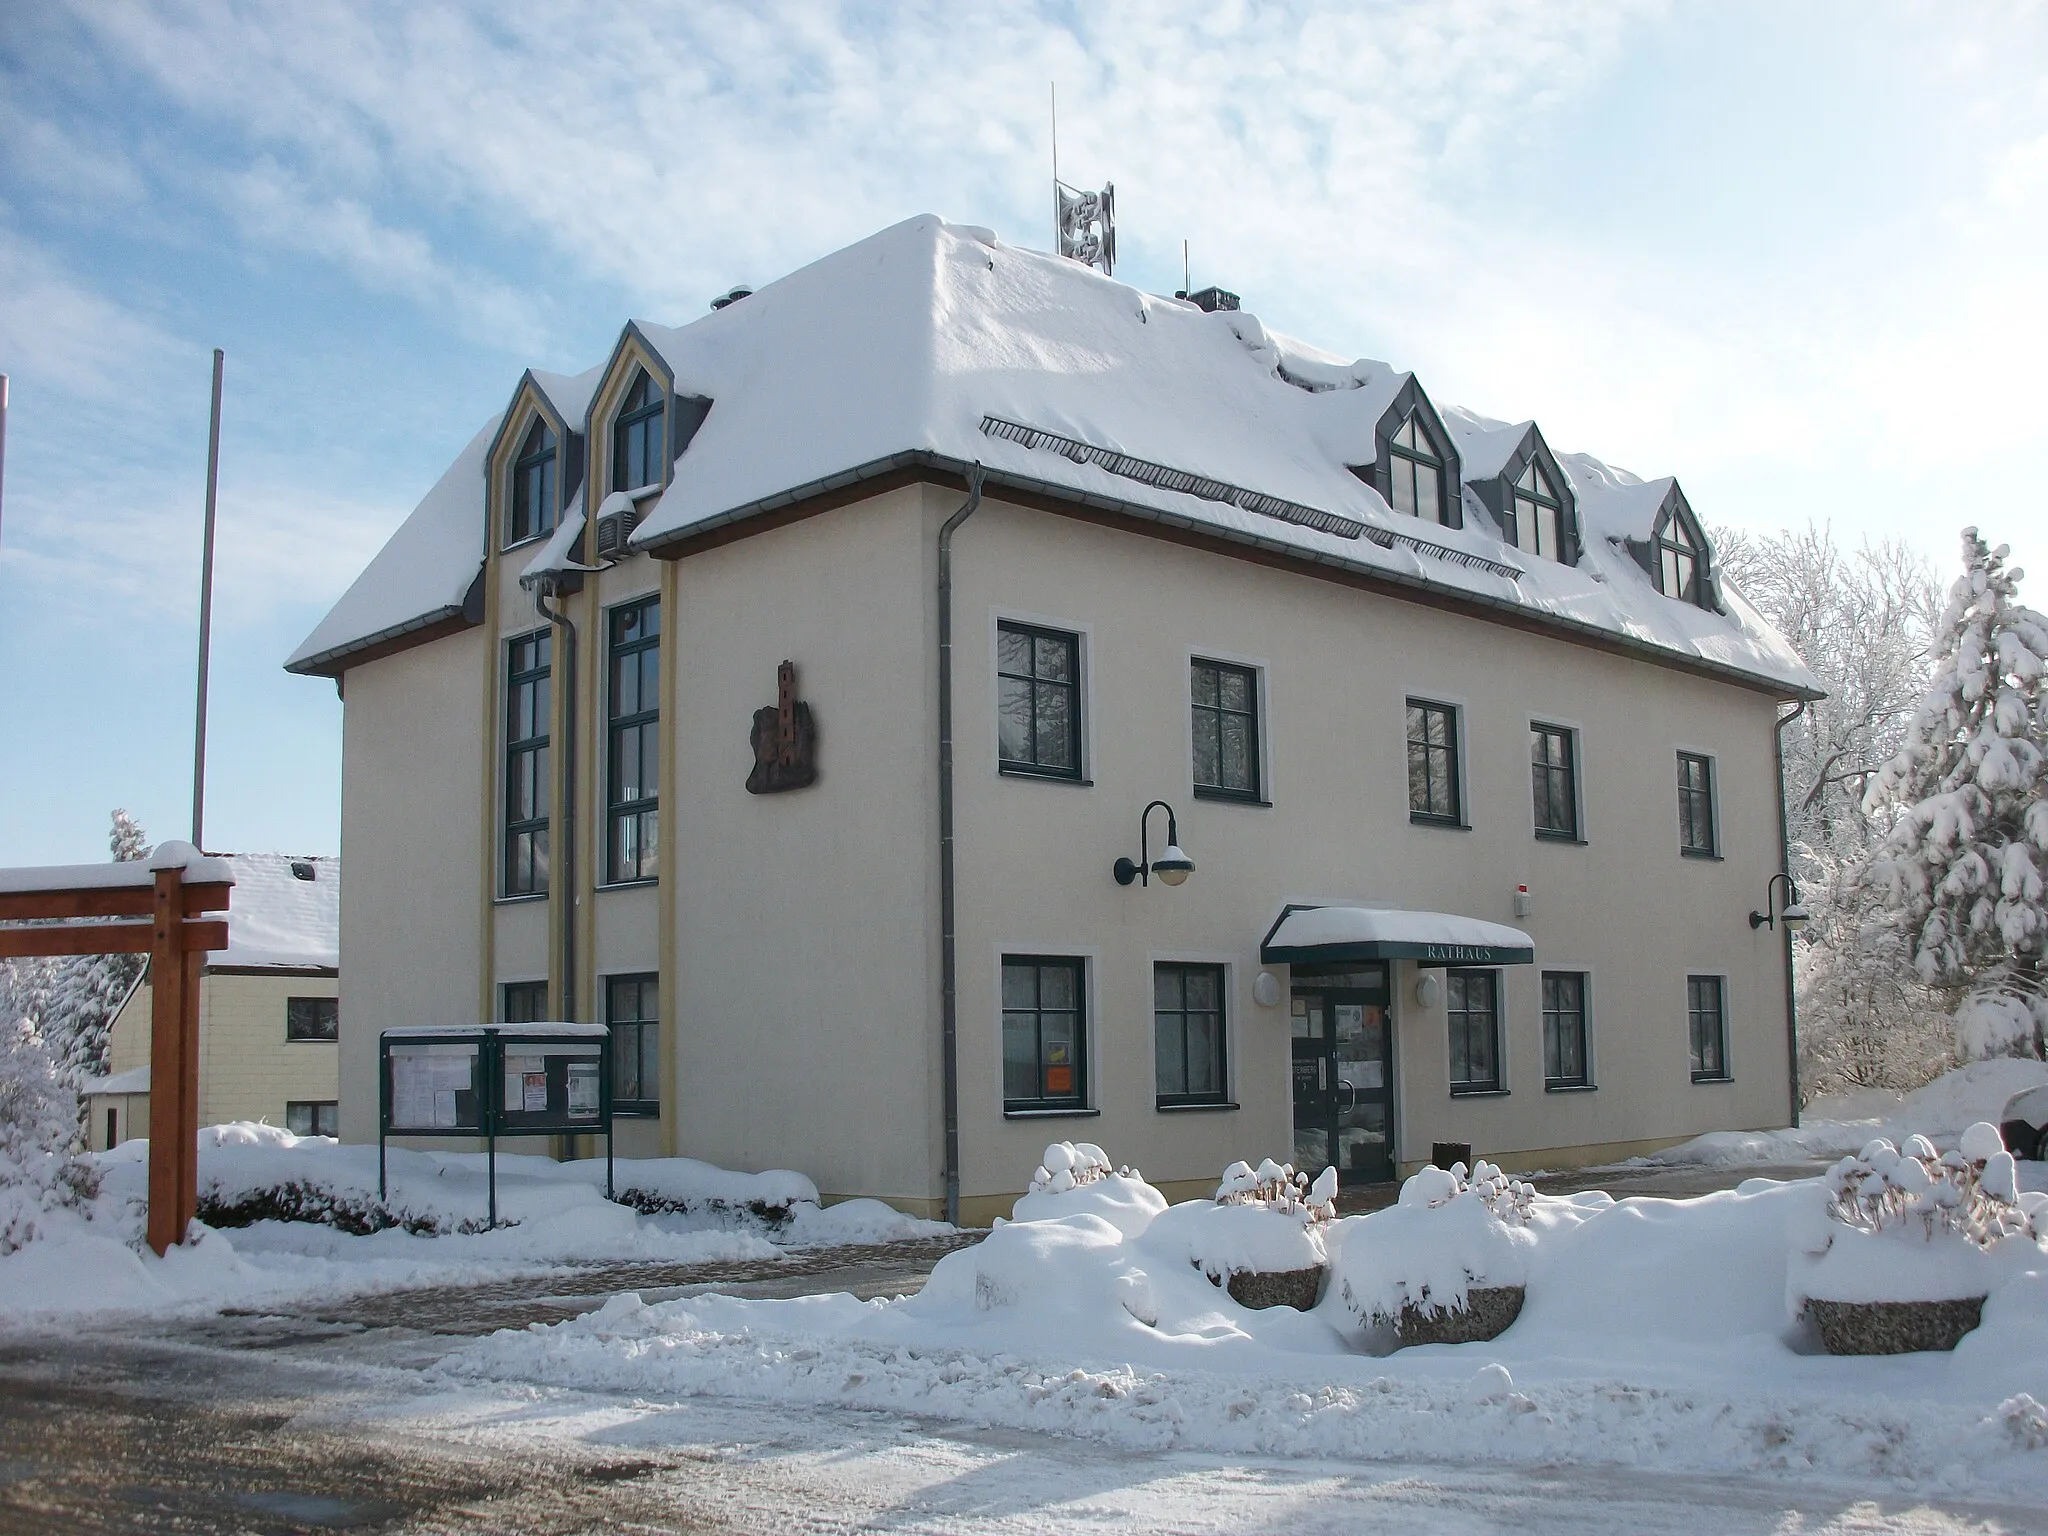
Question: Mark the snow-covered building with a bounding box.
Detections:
[286,215,1819,1221]
[86,853,340,1149]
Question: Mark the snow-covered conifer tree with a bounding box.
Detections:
[0,1017,98,1254]
[1868,529,2048,1059]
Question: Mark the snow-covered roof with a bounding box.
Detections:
[287,215,1818,697]
[1260,905,1535,965]
[1441,407,1533,485]
[210,853,339,971]
[82,1065,151,1096]
[0,841,234,893]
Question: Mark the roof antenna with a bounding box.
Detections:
[1049,82,1059,252]
[1181,239,1191,300]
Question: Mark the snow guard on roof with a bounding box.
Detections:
[1260,904,1535,966]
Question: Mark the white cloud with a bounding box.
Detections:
[0,226,181,402]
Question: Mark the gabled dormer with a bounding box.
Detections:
[485,372,583,553]
[1348,378,1463,530]
[582,323,714,558]
[1641,485,1715,609]
[1458,422,1579,565]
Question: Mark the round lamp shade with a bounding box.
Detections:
[1151,845,1194,886]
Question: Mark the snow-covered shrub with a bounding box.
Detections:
[0,1019,99,1254]
[1027,1141,1121,1194]
[1333,1161,1537,1330]
[1820,1126,2038,1249]
[1214,1157,1337,1223]
[1011,1143,1165,1237]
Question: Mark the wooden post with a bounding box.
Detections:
[146,864,195,1256]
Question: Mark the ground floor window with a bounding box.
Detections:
[1543,971,1590,1089]
[287,1100,338,1137]
[1154,962,1227,1107]
[1447,968,1501,1093]
[1003,956,1087,1111]
[607,973,660,1114]
[502,980,548,1023]
[1688,975,1728,1081]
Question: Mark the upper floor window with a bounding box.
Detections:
[606,598,660,884]
[1191,658,1260,802]
[1509,460,1565,561]
[1677,751,1717,857]
[1656,512,1704,605]
[1530,723,1578,840]
[504,632,552,897]
[1387,415,1446,524]
[285,997,338,1042]
[1406,699,1462,826]
[997,621,1082,780]
[509,419,557,546]
[612,370,665,493]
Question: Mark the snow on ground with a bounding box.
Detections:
[1643,1059,2048,1168]
[445,1144,2048,1500]
[0,1123,948,1322]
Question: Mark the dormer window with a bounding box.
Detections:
[613,371,665,493]
[1509,460,1565,561]
[1387,415,1446,524]
[1656,511,1703,605]
[509,419,557,546]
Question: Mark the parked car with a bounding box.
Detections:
[2000,1085,2048,1161]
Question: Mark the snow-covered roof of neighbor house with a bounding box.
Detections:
[81,1065,151,1096]
[1260,905,1536,964]
[209,853,340,971]
[287,215,1819,697]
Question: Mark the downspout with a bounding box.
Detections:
[1773,698,1808,1128]
[937,464,984,1227]
[534,586,578,1021]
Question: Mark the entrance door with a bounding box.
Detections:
[1290,970,1396,1186]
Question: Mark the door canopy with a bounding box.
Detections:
[1260,904,1534,967]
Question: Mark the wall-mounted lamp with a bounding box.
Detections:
[1414,971,1442,1009]
[1113,800,1195,888]
[1748,871,1810,932]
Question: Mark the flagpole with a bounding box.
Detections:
[0,373,10,551]
[192,350,224,850]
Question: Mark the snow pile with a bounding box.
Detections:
[0,1019,98,1254]
[1010,1142,1166,1237]
[1790,1126,2048,1305]
[1332,1161,1544,1325]
[1142,1158,1338,1285]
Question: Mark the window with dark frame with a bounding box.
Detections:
[1447,968,1501,1093]
[1002,956,1086,1111]
[1688,975,1728,1081]
[1656,513,1704,605]
[612,369,666,492]
[1509,459,1566,561]
[504,632,552,896]
[1531,724,1578,840]
[502,980,548,1024]
[508,418,557,546]
[1387,413,1446,524]
[286,1101,338,1138]
[1542,971,1589,1089]
[1406,700,1462,824]
[997,621,1082,779]
[606,598,660,884]
[1677,751,1716,856]
[285,996,338,1042]
[1154,962,1227,1107]
[1191,659,1260,801]
[607,973,659,1114]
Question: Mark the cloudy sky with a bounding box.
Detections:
[2,1,2044,866]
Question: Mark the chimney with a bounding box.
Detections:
[1175,285,1240,314]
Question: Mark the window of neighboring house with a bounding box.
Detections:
[606,597,660,883]
[1154,962,1228,1108]
[1002,956,1087,1112]
[286,1101,338,1137]
[502,980,549,1023]
[1689,975,1729,1082]
[1191,658,1260,801]
[1531,724,1578,840]
[612,370,666,492]
[285,996,338,1042]
[1543,971,1590,1089]
[1447,968,1502,1093]
[1677,751,1717,856]
[508,418,558,546]
[607,973,659,1115]
[1656,512,1704,605]
[1406,699,1462,825]
[504,632,552,896]
[997,621,1082,779]
[1387,413,1446,525]
[1509,459,1566,560]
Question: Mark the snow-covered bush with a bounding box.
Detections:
[1011,1143,1166,1238]
[0,1019,99,1254]
[1214,1157,1337,1223]
[1820,1126,2039,1249]
[1027,1141,1120,1194]
[1333,1161,1537,1329]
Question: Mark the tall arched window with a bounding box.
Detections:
[1387,414,1445,524]
[1511,459,1565,560]
[612,370,666,493]
[1657,512,1702,604]
[509,419,557,546]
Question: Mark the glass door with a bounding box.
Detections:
[1290,968,1396,1186]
